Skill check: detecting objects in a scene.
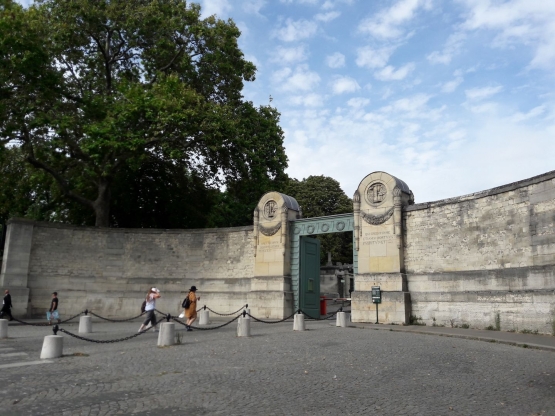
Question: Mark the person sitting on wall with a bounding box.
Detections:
[0,289,13,321]
[179,286,200,331]
[138,288,161,333]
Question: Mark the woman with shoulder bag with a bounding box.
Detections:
[138,288,161,333]
[179,286,200,331]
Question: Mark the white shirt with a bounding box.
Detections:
[145,293,156,311]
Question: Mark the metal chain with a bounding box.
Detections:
[11,311,84,327]
[245,311,297,324]
[171,314,242,330]
[89,311,146,322]
[58,327,152,343]
[206,304,248,316]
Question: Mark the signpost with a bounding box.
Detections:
[371,286,381,324]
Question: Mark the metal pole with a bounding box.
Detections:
[375,303,379,324]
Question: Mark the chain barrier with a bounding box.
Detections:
[171,314,242,330]
[11,311,84,327]
[88,310,146,322]
[205,304,248,317]
[55,325,153,343]
[245,310,297,324]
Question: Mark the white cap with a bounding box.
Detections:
[151,287,160,293]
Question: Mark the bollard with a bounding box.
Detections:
[0,319,7,339]
[336,312,348,328]
[78,315,92,333]
[243,307,251,320]
[293,313,305,331]
[199,309,209,325]
[237,317,251,337]
[40,335,63,359]
[157,322,176,347]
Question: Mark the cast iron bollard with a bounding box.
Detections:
[40,325,63,359]
[237,310,251,337]
[293,311,305,331]
[0,319,8,339]
[157,322,176,346]
[199,309,209,325]
[79,315,92,333]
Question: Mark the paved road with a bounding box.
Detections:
[1,316,554,416]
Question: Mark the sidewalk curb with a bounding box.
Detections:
[348,324,555,353]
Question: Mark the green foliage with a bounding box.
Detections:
[280,175,353,264]
[0,0,286,227]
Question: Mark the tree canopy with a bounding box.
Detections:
[0,0,287,227]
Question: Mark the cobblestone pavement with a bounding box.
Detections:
[1,315,554,416]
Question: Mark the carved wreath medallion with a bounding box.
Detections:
[365,182,387,206]
[263,200,278,220]
[361,207,394,225]
[259,222,282,236]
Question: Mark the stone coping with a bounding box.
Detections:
[406,169,555,212]
[6,217,254,234]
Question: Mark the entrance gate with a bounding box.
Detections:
[290,214,356,314]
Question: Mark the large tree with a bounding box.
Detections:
[282,175,353,265]
[0,0,286,227]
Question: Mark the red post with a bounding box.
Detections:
[320,296,327,315]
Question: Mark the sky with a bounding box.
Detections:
[18,0,555,204]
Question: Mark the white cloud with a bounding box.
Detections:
[355,46,395,69]
[347,98,370,108]
[326,52,345,68]
[331,76,360,94]
[321,1,334,10]
[200,0,232,18]
[459,0,555,70]
[358,0,432,39]
[271,65,321,92]
[315,11,341,22]
[242,0,266,15]
[290,93,325,107]
[427,32,467,65]
[511,105,546,122]
[465,85,503,101]
[374,63,415,81]
[274,18,318,42]
[270,45,308,65]
[441,76,463,93]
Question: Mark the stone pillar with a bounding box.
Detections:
[293,313,305,331]
[237,317,251,337]
[0,219,33,317]
[157,322,175,346]
[249,192,300,319]
[351,172,412,324]
[40,335,63,359]
[198,309,209,325]
[0,319,7,339]
[79,316,92,333]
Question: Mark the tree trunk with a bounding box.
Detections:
[93,180,111,227]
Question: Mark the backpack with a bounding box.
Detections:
[182,294,191,309]
[141,300,146,313]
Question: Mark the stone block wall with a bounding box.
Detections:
[2,219,254,318]
[403,171,555,333]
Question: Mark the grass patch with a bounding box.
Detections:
[485,325,496,331]
[410,315,426,326]
[460,323,470,329]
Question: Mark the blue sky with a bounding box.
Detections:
[19,0,555,203]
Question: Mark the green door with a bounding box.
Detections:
[300,236,321,318]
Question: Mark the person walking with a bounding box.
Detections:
[179,286,200,331]
[0,289,13,321]
[47,292,61,325]
[138,288,161,333]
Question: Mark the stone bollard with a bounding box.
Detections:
[40,335,63,359]
[237,317,251,337]
[0,319,8,339]
[336,312,348,328]
[293,313,305,331]
[199,309,209,326]
[157,322,175,347]
[79,315,92,333]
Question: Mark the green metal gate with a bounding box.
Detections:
[299,237,321,318]
[290,213,356,313]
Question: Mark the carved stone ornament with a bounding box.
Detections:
[361,207,394,225]
[262,200,278,220]
[259,222,282,236]
[365,182,387,206]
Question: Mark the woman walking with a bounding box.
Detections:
[179,286,200,331]
[138,288,161,333]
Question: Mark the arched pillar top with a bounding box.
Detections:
[355,171,413,209]
[256,192,300,224]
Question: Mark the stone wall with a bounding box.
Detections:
[1,219,254,318]
[404,170,555,333]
